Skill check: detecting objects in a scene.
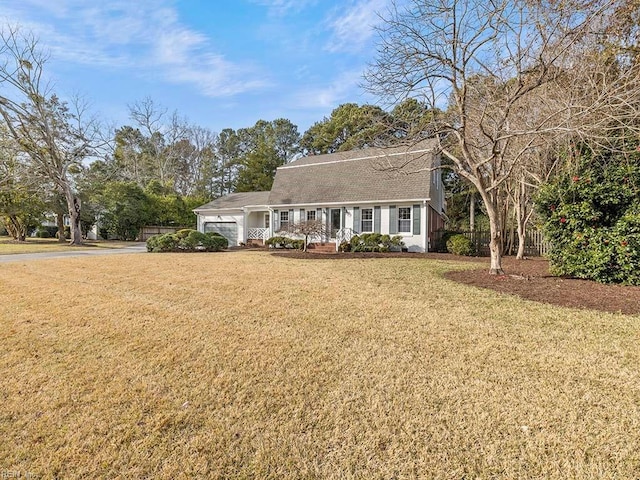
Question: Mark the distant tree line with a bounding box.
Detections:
[2,0,640,286]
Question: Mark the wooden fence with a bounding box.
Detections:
[139,226,191,241]
[432,229,550,257]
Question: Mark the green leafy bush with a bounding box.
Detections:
[146,229,228,253]
[175,228,193,239]
[157,233,180,252]
[446,234,473,256]
[536,145,640,284]
[36,226,58,238]
[349,233,405,252]
[146,234,160,252]
[433,229,460,253]
[204,232,228,251]
[265,236,304,249]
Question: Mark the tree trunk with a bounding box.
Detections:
[5,215,26,241]
[488,220,504,274]
[515,179,528,260]
[469,192,475,231]
[56,212,66,243]
[515,192,527,260]
[62,185,83,246]
[516,220,526,260]
[474,184,505,274]
[481,194,505,275]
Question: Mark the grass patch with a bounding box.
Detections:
[0,236,135,255]
[0,251,639,478]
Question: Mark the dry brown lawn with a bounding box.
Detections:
[1,250,639,479]
[0,237,133,255]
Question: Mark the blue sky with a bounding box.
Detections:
[0,0,391,135]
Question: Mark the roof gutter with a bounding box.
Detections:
[268,198,431,208]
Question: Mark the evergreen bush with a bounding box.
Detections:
[446,234,473,256]
[536,146,640,284]
[265,236,304,249]
[349,233,405,252]
[146,229,228,253]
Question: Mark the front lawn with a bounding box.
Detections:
[0,251,638,478]
[0,236,135,255]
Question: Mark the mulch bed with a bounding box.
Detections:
[271,250,640,315]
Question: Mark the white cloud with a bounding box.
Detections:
[249,0,317,16]
[291,69,365,110]
[0,0,270,97]
[324,0,388,53]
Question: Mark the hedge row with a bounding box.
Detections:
[265,236,305,249]
[146,229,228,252]
[340,233,405,252]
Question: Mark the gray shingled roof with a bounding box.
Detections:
[268,140,438,205]
[194,191,270,211]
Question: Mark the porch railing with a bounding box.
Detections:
[335,228,355,251]
[247,227,269,242]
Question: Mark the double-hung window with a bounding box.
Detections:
[361,208,373,232]
[398,207,411,233]
[280,210,289,230]
[306,210,316,221]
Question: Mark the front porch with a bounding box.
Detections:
[246,227,269,246]
[244,210,271,246]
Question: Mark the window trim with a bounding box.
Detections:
[306,210,316,222]
[280,210,289,230]
[398,206,412,233]
[361,207,373,232]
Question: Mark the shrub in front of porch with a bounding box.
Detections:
[349,234,405,253]
[265,236,305,250]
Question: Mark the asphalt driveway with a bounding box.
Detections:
[0,243,148,264]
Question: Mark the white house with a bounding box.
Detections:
[193,140,446,252]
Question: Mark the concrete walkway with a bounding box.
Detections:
[0,243,148,264]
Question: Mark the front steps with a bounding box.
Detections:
[307,242,337,253]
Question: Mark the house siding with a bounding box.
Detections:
[195,202,437,252]
[337,204,429,252]
[196,210,245,247]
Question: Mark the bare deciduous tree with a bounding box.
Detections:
[366,0,640,273]
[0,26,102,245]
[283,219,327,252]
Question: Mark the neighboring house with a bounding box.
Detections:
[193,140,446,252]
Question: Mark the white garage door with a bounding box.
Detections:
[204,222,238,246]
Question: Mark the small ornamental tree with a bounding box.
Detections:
[536,146,640,284]
[283,219,326,253]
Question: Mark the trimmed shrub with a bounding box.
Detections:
[265,236,304,249]
[146,229,227,253]
[175,228,193,239]
[157,233,180,252]
[349,233,405,252]
[146,234,160,252]
[446,234,473,256]
[202,231,228,251]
